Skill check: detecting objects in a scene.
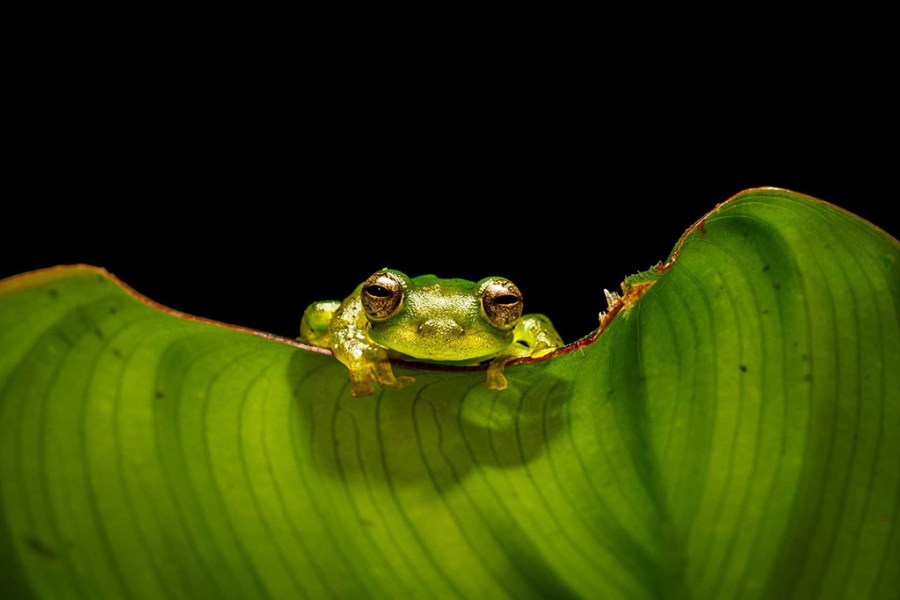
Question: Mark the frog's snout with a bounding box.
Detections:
[417,318,465,338]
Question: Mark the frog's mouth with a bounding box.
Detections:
[369,319,511,363]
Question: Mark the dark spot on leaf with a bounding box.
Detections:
[23,535,59,560]
[803,373,812,382]
[763,264,771,272]
[517,340,530,347]
[800,354,809,361]
[112,349,123,359]
[48,289,59,298]
[740,365,748,373]
[94,328,105,340]
[109,307,118,315]
[773,282,781,291]
[762,308,770,315]
[56,332,73,347]
[154,391,165,400]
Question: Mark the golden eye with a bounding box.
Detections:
[361,271,404,321]
[481,279,523,330]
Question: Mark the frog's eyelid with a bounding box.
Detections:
[480,280,523,330]
[361,272,404,321]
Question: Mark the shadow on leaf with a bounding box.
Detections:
[288,351,572,491]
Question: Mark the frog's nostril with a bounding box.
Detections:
[417,319,465,337]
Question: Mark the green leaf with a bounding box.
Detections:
[2,188,898,599]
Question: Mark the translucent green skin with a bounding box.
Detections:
[299,270,563,397]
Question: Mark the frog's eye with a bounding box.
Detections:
[361,271,404,321]
[481,279,523,331]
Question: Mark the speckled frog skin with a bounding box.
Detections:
[299,269,563,396]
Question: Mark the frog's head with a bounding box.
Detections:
[360,269,522,362]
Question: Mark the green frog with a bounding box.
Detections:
[299,269,563,396]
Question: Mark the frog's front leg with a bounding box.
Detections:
[330,298,415,397]
[339,345,414,397]
[486,313,563,390]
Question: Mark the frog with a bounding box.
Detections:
[299,269,564,397]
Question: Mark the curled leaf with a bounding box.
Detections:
[1,188,897,598]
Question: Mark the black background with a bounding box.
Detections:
[3,65,896,345]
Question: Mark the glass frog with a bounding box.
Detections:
[299,269,564,396]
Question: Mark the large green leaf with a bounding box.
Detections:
[1,188,898,598]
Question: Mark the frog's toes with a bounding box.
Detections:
[528,342,556,358]
[381,375,416,390]
[372,361,415,390]
[349,376,377,397]
[347,362,415,396]
[486,373,509,391]
[485,362,509,391]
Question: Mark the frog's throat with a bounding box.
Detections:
[384,348,498,366]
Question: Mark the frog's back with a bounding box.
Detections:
[409,274,476,290]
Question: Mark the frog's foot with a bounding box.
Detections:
[373,360,415,391]
[348,372,377,397]
[485,359,510,391]
[348,361,415,397]
[513,314,564,359]
[526,340,557,359]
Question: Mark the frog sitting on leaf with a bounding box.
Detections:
[299,269,564,396]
